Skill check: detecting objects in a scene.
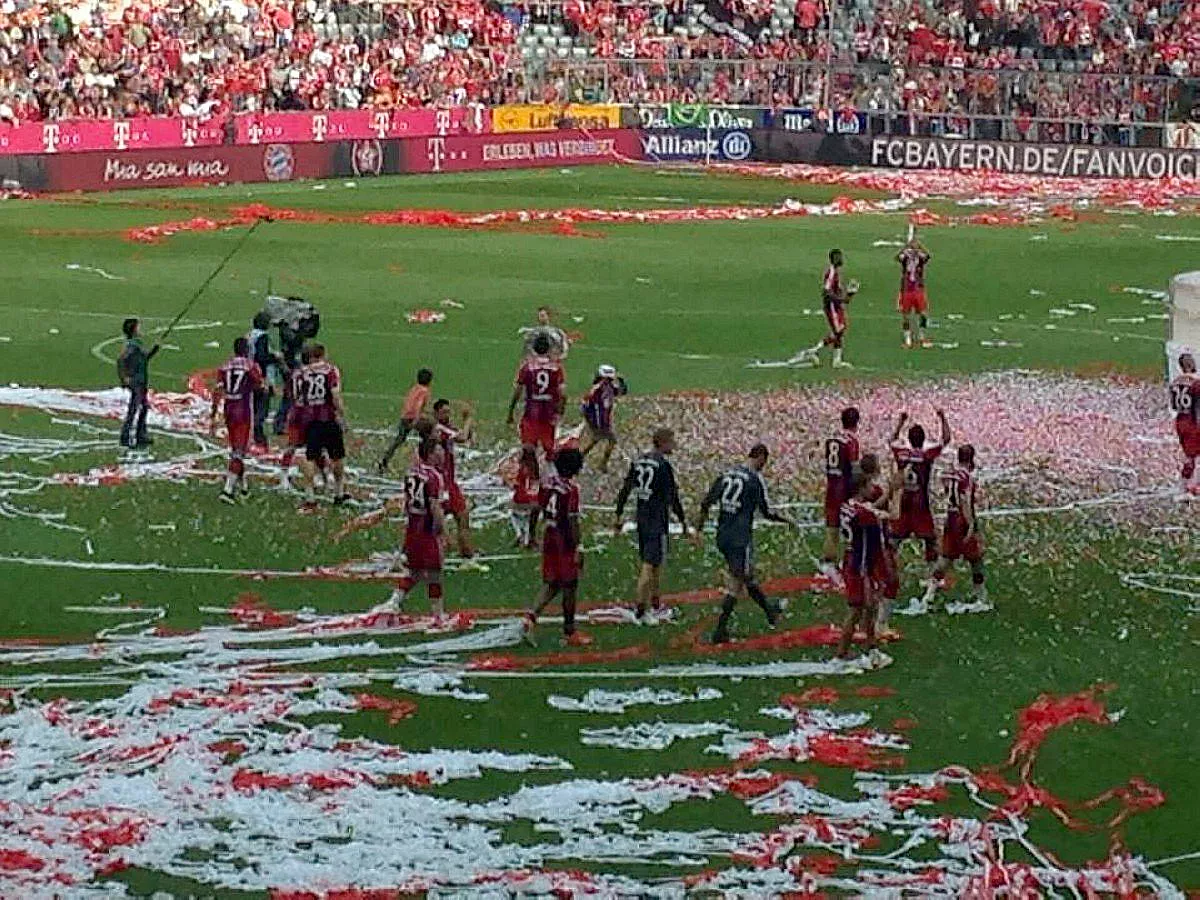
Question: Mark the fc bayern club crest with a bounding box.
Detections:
[262,143,295,182]
[351,140,383,177]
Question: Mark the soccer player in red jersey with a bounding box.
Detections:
[896,238,932,349]
[299,343,349,506]
[889,409,950,561]
[278,345,312,491]
[210,337,265,504]
[924,443,989,610]
[836,454,892,664]
[507,333,566,459]
[820,406,862,579]
[798,249,859,369]
[523,448,587,647]
[1169,352,1200,495]
[432,398,476,558]
[377,437,448,616]
[508,446,541,548]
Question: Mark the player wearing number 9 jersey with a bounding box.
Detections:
[614,428,689,621]
[1169,353,1200,494]
[821,407,861,577]
[523,449,587,646]
[508,333,565,458]
[211,337,265,504]
[698,444,795,644]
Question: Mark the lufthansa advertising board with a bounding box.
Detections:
[640,128,755,162]
[871,136,1200,179]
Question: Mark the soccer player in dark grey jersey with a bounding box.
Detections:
[614,427,691,622]
[697,443,796,644]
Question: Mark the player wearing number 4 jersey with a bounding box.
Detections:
[508,333,566,458]
[698,444,796,644]
[1169,353,1200,495]
[523,449,587,646]
[614,428,691,623]
[210,337,265,504]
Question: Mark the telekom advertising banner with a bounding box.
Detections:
[401,128,639,173]
[0,116,226,156]
[0,107,489,156]
[233,106,488,146]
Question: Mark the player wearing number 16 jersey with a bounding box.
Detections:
[1169,353,1200,494]
[210,337,265,504]
[698,445,795,644]
[508,333,565,458]
[614,428,690,622]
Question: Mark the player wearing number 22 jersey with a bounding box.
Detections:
[1169,353,1200,492]
[509,334,565,457]
[211,337,265,503]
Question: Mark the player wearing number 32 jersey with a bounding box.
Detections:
[614,428,689,622]
[1169,353,1200,494]
[508,333,565,458]
[211,337,265,504]
[697,444,795,644]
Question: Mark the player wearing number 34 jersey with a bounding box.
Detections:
[1169,353,1200,494]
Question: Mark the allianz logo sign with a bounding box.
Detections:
[641,130,753,161]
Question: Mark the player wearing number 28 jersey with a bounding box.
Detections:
[1169,353,1200,493]
[614,428,689,621]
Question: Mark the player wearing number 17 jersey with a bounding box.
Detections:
[1169,353,1200,494]
[698,445,795,644]
[508,333,565,458]
[614,428,689,622]
[210,337,265,504]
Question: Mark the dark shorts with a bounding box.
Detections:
[585,421,616,443]
[718,541,754,580]
[305,419,345,462]
[637,525,668,567]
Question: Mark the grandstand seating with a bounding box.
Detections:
[0,0,1194,126]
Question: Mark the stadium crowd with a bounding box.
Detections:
[0,0,1193,128]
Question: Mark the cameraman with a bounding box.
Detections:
[272,301,315,436]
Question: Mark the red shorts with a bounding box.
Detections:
[880,544,900,600]
[891,507,936,542]
[542,546,581,585]
[404,532,443,573]
[825,303,847,334]
[227,419,251,454]
[898,286,927,315]
[824,482,847,528]
[842,554,887,608]
[287,412,308,448]
[445,481,467,517]
[1177,417,1200,458]
[942,518,983,563]
[520,417,557,456]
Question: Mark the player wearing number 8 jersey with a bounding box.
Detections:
[698,444,795,644]
[1169,353,1200,494]
[508,333,565,458]
[211,337,265,504]
[820,407,861,579]
[614,428,690,622]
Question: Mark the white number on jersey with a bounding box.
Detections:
[224,368,246,397]
[305,372,327,405]
[405,475,428,513]
[825,439,842,474]
[1171,383,1193,413]
[945,476,961,509]
[634,461,656,500]
[838,503,854,543]
[720,474,745,512]
[544,490,560,521]
[532,368,553,400]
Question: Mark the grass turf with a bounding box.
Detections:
[0,166,1197,895]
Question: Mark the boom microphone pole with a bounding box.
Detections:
[159,216,269,343]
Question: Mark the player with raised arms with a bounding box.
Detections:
[210,336,265,504]
[923,443,989,610]
[897,235,932,349]
[836,453,891,665]
[299,343,349,506]
[1169,353,1200,496]
[888,408,950,577]
[508,333,566,460]
[613,427,692,623]
[580,364,628,472]
[432,398,478,560]
[820,406,862,581]
[697,444,796,644]
[523,447,588,646]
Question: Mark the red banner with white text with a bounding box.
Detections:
[234,107,488,146]
[400,128,640,173]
